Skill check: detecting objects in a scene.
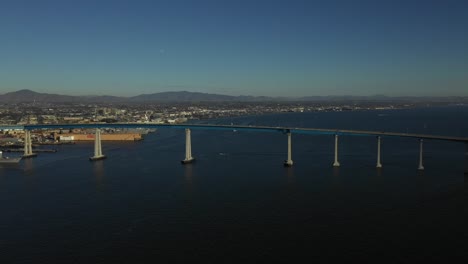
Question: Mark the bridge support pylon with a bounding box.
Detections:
[284,132,293,167]
[23,130,37,158]
[464,143,468,176]
[90,128,106,161]
[181,128,195,164]
[333,134,340,167]
[418,139,424,170]
[376,136,382,168]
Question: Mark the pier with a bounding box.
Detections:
[333,134,340,167]
[181,128,195,164]
[1,149,57,153]
[284,131,293,167]
[89,128,106,161]
[23,130,37,158]
[376,136,382,168]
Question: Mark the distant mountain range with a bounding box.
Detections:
[0,89,266,103]
[0,89,466,103]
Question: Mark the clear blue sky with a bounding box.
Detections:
[0,0,467,97]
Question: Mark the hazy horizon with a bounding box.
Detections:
[2,88,468,99]
[1,0,467,97]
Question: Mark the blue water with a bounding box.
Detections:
[0,106,466,263]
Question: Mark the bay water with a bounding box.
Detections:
[1,106,466,263]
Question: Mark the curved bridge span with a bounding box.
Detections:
[1,123,467,173]
[4,123,467,143]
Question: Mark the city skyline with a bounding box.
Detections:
[1,0,467,97]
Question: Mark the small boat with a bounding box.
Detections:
[0,151,22,164]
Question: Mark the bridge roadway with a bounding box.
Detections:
[1,123,467,143]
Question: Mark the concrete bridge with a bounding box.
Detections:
[1,123,467,173]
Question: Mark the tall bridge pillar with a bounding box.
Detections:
[182,128,195,164]
[284,132,293,167]
[90,128,106,161]
[418,139,424,170]
[333,134,340,167]
[464,143,468,176]
[376,136,382,168]
[23,130,37,158]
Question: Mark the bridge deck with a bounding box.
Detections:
[0,123,467,143]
